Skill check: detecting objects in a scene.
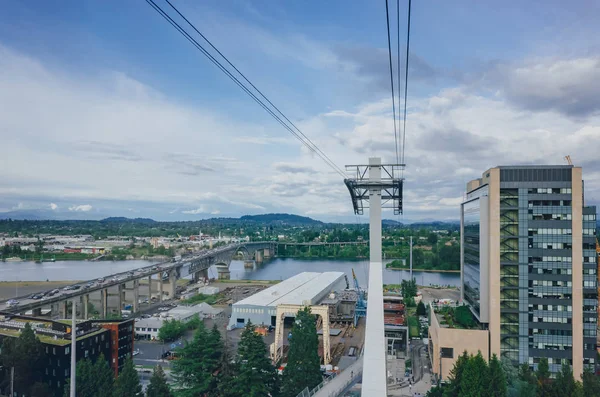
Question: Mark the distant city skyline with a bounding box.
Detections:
[0,1,599,221]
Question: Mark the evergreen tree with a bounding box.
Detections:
[488,354,507,397]
[0,323,45,396]
[146,365,172,397]
[281,307,323,397]
[536,357,552,396]
[172,321,222,396]
[459,351,489,397]
[443,350,468,397]
[226,321,279,397]
[515,362,538,397]
[63,353,114,397]
[416,301,427,316]
[582,367,600,396]
[113,357,142,397]
[217,331,237,397]
[549,363,578,397]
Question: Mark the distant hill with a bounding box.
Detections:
[100,217,156,224]
[240,213,322,225]
[383,219,403,226]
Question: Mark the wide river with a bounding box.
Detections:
[1,258,460,287]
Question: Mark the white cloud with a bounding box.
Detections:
[69,204,92,212]
[49,203,58,210]
[182,206,208,215]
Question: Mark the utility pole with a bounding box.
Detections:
[70,299,77,397]
[10,366,14,397]
[345,157,404,396]
[409,236,413,280]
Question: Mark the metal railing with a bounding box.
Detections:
[296,358,364,397]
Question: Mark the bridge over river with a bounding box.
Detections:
[0,241,275,319]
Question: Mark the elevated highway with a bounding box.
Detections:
[0,241,275,319]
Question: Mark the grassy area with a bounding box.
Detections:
[181,293,222,305]
[407,316,420,338]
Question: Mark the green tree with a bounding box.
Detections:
[0,322,45,396]
[416,301,427,316]
[63,353,114,397]
[158,318,186,342]
[113,357,142,397]
[454,305,474,328]
[582,367,600,396]
[227,321,279,396]
[443,350,468,397]
[536,357,552,396]
[426,385,445,397]
[172,322,222,396]
[146,365,172,397]
[427,233,438,245]
[401,278,418,300]
[281,307,323,397]
[460,351,489,397]
[488,354,507,397]
[413,249,425,266]
[549,362,579,397]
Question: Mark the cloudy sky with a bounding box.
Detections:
[0,0,599,222]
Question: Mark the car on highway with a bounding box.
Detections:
[7,299,19,307]
[97,278,105,283]
[132,349,140,356]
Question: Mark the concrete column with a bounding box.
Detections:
[363,157,387,396]
[60,300,67,319]
[32,308,42,317]
[264,248,271,259]
[118,284,125,311]
[255,250,263,263]
[159,274,164,302]
[83,294,89,319]
[244,260,254,268]
[147,275,152,299]
[169,271,177,299]
[101,288,108,318]
[133,279,139,313]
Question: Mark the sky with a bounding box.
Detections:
[0,0,599,222]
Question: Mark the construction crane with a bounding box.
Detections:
[352,268,367,327]
[565,155,573,165]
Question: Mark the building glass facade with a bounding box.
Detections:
[463,200,482,319]
[462,165,597,376]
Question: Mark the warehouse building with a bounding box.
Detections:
[228,272,346,329]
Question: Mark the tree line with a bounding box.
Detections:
[170,307,324,397]
[427,351,600,397]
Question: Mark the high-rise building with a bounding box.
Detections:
[461,165,597,377]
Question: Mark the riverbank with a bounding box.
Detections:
[0,281,81,300]
[386,267,460,273]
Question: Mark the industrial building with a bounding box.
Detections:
[0,313,134,396]
[228,272,346,328]
[134,302,222,340]
[453,165,597,379]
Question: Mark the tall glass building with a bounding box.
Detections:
[460,165,597,377]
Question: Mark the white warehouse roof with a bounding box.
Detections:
[234,272,345,308]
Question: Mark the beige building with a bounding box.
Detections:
[460,165,597,378]
[428,303,489,381]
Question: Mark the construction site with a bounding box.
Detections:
[222,271,373,371]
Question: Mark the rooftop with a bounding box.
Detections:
[233,272,345,307]
[433,305,479,330]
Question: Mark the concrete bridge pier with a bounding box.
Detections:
[32,307,42,317]
[168,270,177,299]
[255,250,263,263]
[216,264,231,280]
[244,260,254,269]
[59,300,67,319]
[159,275,164,302]
[147,275,153,300]
[83,294,89,319]
[101,288,108,318]
[264,248,271,259]
[118,284,125,312]
[132,279,139,313]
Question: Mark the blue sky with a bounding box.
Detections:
[0,0,599,221]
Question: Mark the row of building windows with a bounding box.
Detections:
[528,200,571,207]
[530,280,572,287]
[530,213,572,221]
[234,307,265,314]
[528,188,572,195]
[529,342,572,350]
[583,280,597,288]
[135,327,159,332]
[529,228,573,236]
[584,305,597,312]
[531,304,572,311]
[530,267,572,275]
[529,357,573,366]
[583,214,596,221]
[532,256,572,263]
[530,329,572,336]
[529,241,572,250]
[583,228,596,235]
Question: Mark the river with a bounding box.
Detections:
[1,258,460,287]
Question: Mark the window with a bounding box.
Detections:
[441,347,454,358]
[65,347,70,355]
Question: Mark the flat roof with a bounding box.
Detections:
[233,272,345,307]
